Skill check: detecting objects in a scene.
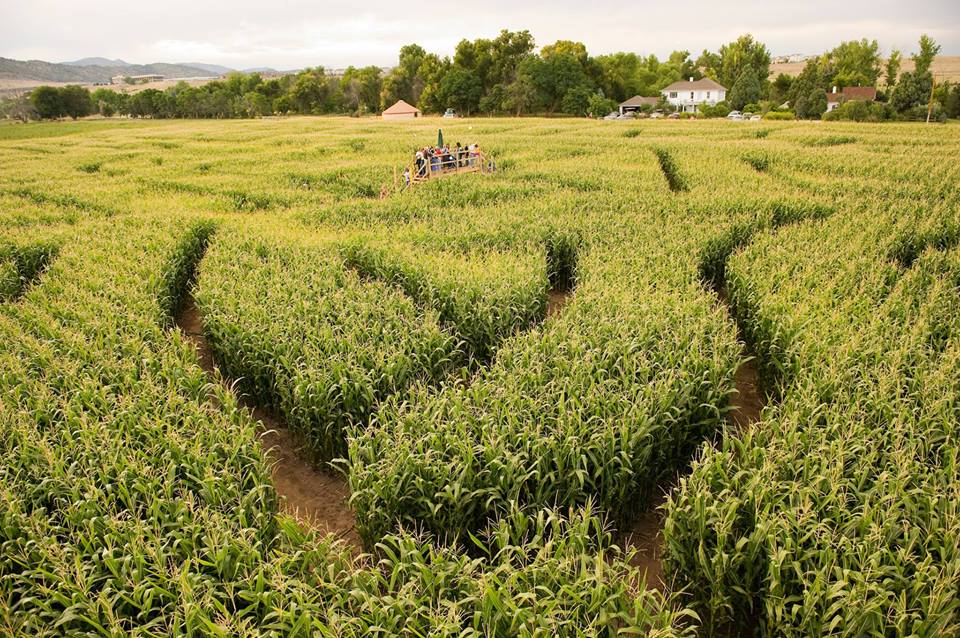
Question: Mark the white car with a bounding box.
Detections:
[603,112,620,120]
[442,108,458,118]
[749,115,762,121]
[727,110,743,120]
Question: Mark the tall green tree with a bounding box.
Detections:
[943,83,960,119]
[728,68,762,110]
[541,40,589,64]
[594,52,658,102]
[828,39,880,87]
[451,29,535,113]
[715,34,771,89]
[91,87,126,116]
[770,73,794,104]
[454,37,495,92]
[59,85,92,119]
[528,49,593,113]
[695,50,722,79]
[884,50,902,89]
[414,53,451,113]
[789,56,830,118]
[891,35,940,115]
[380,44,428,108]
[341,66,382,114]
[30,86,64,119]
[504,60,541,115]
[290,68,333,114]
[891,71,932,113]
[912,34,940,76]
[438,67,483,115]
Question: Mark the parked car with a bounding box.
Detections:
[667,112,680,119]
[727,110,743,120]
[650,111,663,119]
[749,114,762,121]
[442,108,458,118]
[603,112,620,120]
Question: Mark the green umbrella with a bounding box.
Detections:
[437,128,444,147]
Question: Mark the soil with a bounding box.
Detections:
[716,284,766,429]
[620,492,667,590]
[621,282,767,591]
[546,287,571,317]
[174,294,362,553]
[728,356,764,428]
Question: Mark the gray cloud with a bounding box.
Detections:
[3,0,958,68]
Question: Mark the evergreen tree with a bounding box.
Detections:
[728,68,762,110]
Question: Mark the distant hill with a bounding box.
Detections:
[0,57,221,83]
[242,66,283,74]
[183,62,236,75]
[62,57,131,67]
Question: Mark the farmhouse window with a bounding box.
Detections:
[690,92,694,99]
[669,92,677,98]
[706,91,710,98]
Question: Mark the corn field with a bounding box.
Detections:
[1,116,958,636]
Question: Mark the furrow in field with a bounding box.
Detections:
[664,201,960,635]
[173,292,362,552]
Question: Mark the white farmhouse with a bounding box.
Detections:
[661,77,727,113]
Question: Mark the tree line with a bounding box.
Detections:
[2,31,957,122]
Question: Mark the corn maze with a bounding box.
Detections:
[1,117,958,637]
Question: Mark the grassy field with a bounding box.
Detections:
[1,116,958,636]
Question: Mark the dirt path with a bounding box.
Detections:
[717,285,766,429]
[728,356,764,427]
[547,287,571,317]
[175,294,362,553]
[622,284,766,590]
[620,492,667,589]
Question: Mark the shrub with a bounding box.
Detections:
[822,100,891,122]
[762,110,795,120]
[699,101,731,118]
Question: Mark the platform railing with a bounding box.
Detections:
[392,150,492,192]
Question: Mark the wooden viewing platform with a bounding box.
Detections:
[392,150,494,192]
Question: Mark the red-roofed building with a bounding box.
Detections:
[826,86,878,112]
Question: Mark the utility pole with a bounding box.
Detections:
[926,76,937,123]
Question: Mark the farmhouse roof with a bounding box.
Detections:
[826,86,877,103]
[842,86,877,101]
[661,77,726,92]
[619,95,660,107]
[383,99,421,115]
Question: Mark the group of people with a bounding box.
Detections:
[397,141,494,191]
[413,142,482,178]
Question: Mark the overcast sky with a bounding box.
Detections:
[4,1,959,69]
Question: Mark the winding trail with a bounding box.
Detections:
[175,268,762,579]
[622,284,767,590]
[175,294,363,553]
